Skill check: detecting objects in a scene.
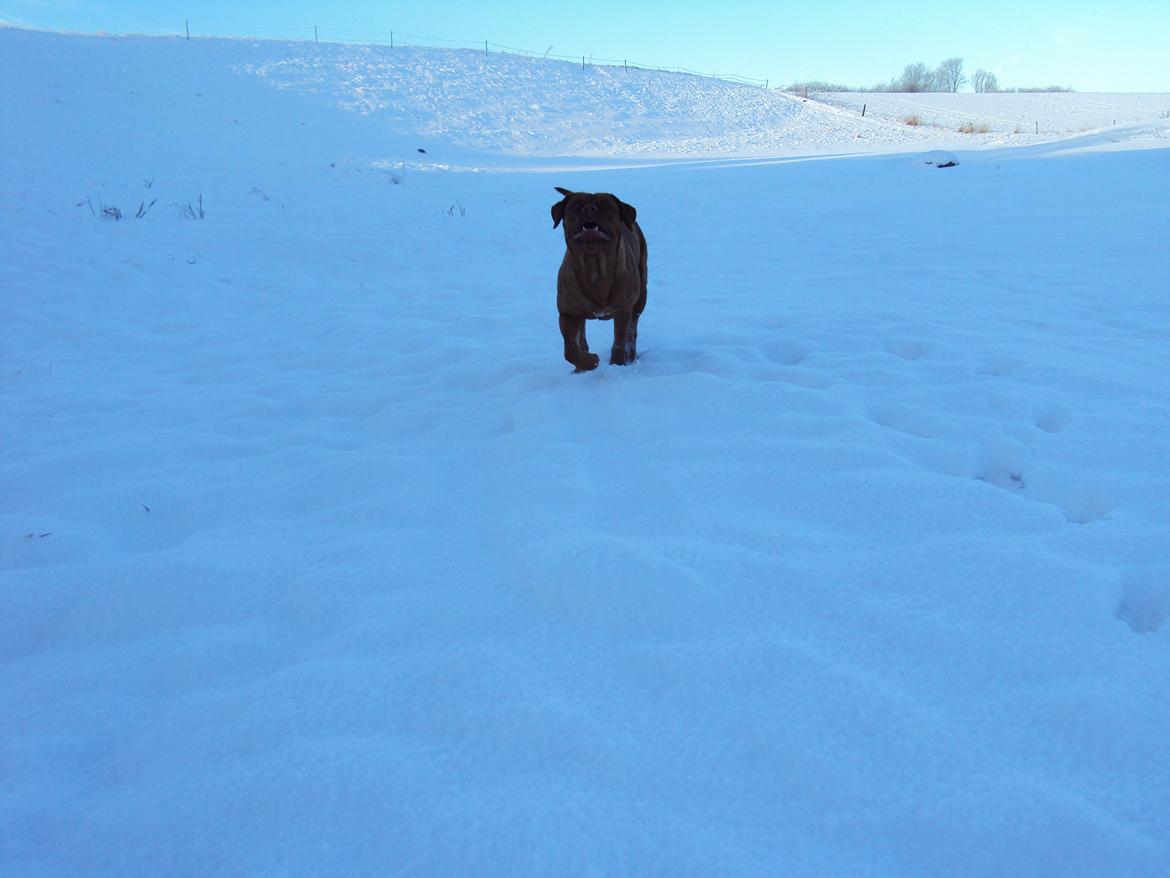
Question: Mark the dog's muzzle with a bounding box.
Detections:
[571,222,612,242]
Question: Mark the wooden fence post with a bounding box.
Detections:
[862,103,866,117]
[185,20,190,40]
[314,26,318,44]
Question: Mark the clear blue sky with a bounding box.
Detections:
[3,1,1168,91]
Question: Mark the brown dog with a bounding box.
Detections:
[551,187,647,371]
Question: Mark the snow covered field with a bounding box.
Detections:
[821,90,1170,139]
[3,28,1170,877]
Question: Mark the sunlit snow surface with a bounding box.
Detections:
[2,29,1169,877]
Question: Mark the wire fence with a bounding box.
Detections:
[168,20,770,89]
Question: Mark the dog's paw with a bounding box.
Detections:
[610,344,637,366]
[573,353,601,372]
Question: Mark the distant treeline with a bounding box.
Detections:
[785,58,1074,96]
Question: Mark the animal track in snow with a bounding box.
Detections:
[1114,566,1170,634]
[972,440,1112,524]
[761,339,811,366]
[1034,404,1072,434]
[974,441,1029,491]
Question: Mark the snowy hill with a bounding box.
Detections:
[3,27,1170,878]
[7,26,1167,167]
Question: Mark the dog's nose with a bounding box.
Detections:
[582,203,598,214]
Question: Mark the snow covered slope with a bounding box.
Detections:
[9,27,1166,164]
[3,27,1170,878]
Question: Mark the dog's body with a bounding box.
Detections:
[551,188,647,371]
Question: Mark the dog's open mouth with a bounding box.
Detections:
[571,222,612,242]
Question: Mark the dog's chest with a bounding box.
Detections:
[582,251,612,287]
[571,241,634,317]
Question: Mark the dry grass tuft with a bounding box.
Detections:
[958,121,991,134]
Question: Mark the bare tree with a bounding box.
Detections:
[972,69,999,93]
[935,57,967,92]
[785,80,854,98]
[893,62,934,92]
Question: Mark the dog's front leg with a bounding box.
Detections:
[559,313,600,372]
[610,309,636,365]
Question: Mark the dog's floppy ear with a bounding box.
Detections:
[617,198,637,230]
[551,187,573,228]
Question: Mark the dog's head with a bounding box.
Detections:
[551,187,637,249]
